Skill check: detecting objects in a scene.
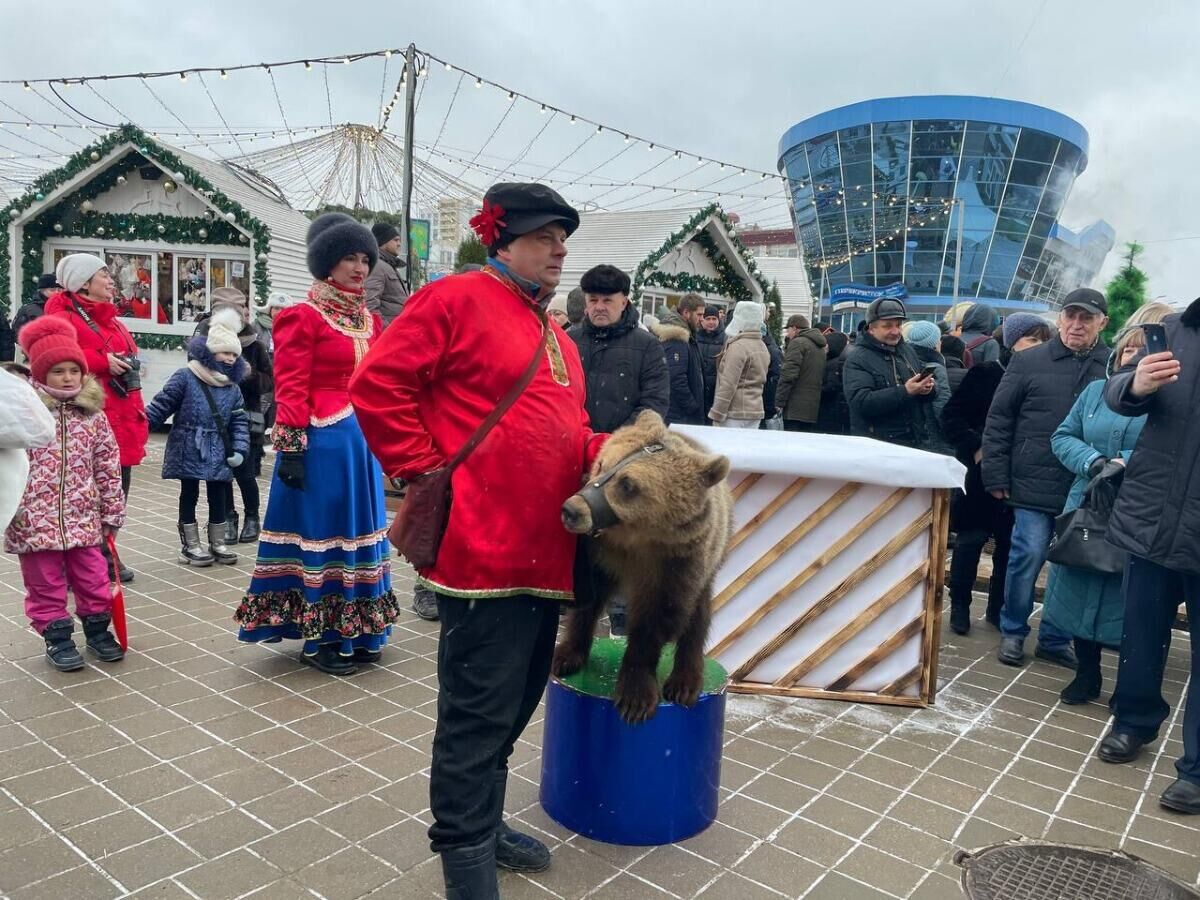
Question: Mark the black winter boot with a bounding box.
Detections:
[947,582,972,636]
[178,522,214,566]
[81,613,124,662]
[238,513,261,544]
[1060,639,1102,705]
[224,511,240,546]
[492,769,550,872]
[301,645,357,676]
[441,838,500,900]
[42,618,84,671]
[207,522,238,566]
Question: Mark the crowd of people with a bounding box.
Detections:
[2,177,1198,899]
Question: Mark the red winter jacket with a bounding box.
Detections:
[350,268,607,601]
[43,292,149,467]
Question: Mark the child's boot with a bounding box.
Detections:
[208,522,238,566]
[224,511,240,546]
[43,618,85,671]
[81,613,124,662]
[178,522,214,566]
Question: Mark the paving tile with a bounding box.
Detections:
[292,845,396,900]
[628,844,725,897]
[733,842,822,896]
[177,849,284,898]
[800,794,879,840]
[696,871,787,899]
[91,834,202,891]
[836,843,928,896]
[0,835,82,891]
[31,783,124,830]
[9,863,123,900]
[586,872,675,899]
[360,817,432,872]
[798,871,889,900]
[0,807,52,852]
[252,820,349,874]
[175,808,271,858]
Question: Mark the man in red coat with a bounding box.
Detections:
[351,183,604,899]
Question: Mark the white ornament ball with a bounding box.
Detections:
[89,151,100,161]
[96,226,105,235]
[223,211,237,223]
[116,174,126,185]
[198,228,208,239]
[163,180,177,194]
[257,252,269,263]
[157,223,166,234]
[8,209,18,219]
[239,233,249,243]
[173,171,185,181]
[53,223,63,232]
[80,200,94,213]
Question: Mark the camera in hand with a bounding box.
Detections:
[109,354,142,397]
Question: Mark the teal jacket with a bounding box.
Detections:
[1043,380,1146,646]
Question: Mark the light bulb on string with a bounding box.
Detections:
[539,104,547,113]
[384,49,392,58]
[343,57,351,65]
[179,72,187,82]
[569,115,576,124]
[22,81,30,91]
[444,61,452,70]
[508,91,515,100]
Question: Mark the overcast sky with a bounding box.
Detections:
[1,0,1196,300]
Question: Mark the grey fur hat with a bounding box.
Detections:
[306,213,379,281]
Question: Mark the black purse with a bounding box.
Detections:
[1047,468,1128,575]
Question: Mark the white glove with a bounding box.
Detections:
[226,452,244,468]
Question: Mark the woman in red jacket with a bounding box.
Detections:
[44,254,149,582]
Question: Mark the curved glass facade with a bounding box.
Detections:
[777,97,1091,323]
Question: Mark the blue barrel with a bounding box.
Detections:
[540,638,727,845]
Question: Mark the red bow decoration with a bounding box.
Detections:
[469,200,507,245]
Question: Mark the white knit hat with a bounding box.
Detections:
[726,301,766,337]
[206,308,243,356]
[55,253,107,294]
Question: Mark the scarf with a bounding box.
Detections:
[188,360,230,387]
[307,280,369,332]
[36,381,83,402]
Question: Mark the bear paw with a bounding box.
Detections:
[551,643,587,678]
[614,672,660,725]
[662,667,703,708]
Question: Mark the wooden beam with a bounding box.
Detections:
[727,681,926,709]
[729,472,763,501]
[712,482,862,613]
[774,562,929,687]
[728,509,933,681]
[879,665,924,698]
[826,614,926,692]
[921,489,951,704]
[727,477,811,553]
[709,487,912,656]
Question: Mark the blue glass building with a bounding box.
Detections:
[777,96,1112,329]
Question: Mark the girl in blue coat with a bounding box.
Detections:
[146,309,249,567]
[1042,309,1166,705]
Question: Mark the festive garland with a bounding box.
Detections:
[630,203,771,305]
[1,124,272,334]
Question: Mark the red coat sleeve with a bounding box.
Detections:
[52,311,109,377]
[349,290,449,480]
[270,306,315,452]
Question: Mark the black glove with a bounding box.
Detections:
[278,451,306,491]
[1087,456,1109,478]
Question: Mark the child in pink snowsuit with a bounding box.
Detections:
[5,317,126,671]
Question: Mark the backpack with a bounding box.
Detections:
[962,334,991,369]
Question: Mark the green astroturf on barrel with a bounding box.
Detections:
[557,637,729,698]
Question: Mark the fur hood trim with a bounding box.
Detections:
[186,335,249,384]
[1183,297,1200,328]
[40,375,105,413]
[650,321,691,344]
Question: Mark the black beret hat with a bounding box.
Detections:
[475,183,579,252]
[371,222,400,246]
[37,273,60,291]
[306,213,379,281]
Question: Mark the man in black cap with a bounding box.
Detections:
[695,304,726,422]
[842,297,937,448]
[983,288,1109,669]
[351,183,599,899]
[364,222,408,327]
[12,274,60,339]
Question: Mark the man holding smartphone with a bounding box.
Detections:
[842,297,939,450]
[1098,301,1200,815]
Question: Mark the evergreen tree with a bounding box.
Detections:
[456,236,488,269]
[1102,241,1147,344]
[766,281,784,344]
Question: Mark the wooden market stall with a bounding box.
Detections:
[673,426,966,708]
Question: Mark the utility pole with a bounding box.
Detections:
[400,43,417,269]
[951,198,964,311]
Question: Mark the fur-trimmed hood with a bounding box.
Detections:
[650,320,691,344]
[39,375,105,413]
[1183,297,1200,328]
[186,335,249,384]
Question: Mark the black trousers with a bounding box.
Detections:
[948,524,1012,613]
[428,593,560,853]
[783,419,818,433]
[1110,555,1200,784]
[224,449,261,519]
[178,479,229,525]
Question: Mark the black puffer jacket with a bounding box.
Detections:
[650,311,705,426]
[843,332,938,448]
[816,332,850,434]
[695,326,726,419]
[1104,300,1200,575]
[762,330,783,417]
[961,303,1001,367]
[567,304,669,434]
[942,361,1009,533]
[981,335,1109,514]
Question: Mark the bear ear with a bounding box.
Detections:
[699,453,731,487]
[632,409,666,433]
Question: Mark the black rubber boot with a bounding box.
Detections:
[441,838,500,900]
[43,618,85,672]
[1060,639,1102,705]
[239,514,261,544]
[81,613,124,662]
[178,522,214,567]
[301,645,357,676]
[947,582,972,636]
[493,770,550,872]
[207,522,238,566]
[224,512,240,546]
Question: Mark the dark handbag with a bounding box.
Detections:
[198,382,235,461]
[388,321,548,569]
[247,410,267,439]
[1047,469,1128,575]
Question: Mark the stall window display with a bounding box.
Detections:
[176,256,208,323]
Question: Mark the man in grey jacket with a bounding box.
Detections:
[365,223,409,327]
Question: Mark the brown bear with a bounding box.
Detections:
[555,410,733,724]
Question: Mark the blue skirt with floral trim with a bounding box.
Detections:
[233,412,399,657]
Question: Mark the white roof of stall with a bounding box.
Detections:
[754,255,814,322]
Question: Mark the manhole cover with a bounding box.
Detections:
[957,841,1200,900]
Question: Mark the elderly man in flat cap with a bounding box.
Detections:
[351,183,607,899]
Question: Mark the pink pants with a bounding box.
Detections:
[19,547,112,634]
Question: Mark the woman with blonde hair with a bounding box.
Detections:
[1042,301,1172,705]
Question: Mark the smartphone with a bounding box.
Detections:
[1142,323,1169,356]
[920,363,939,380]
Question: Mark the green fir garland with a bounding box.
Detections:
[1,124,272,328]
[629,204,770,306]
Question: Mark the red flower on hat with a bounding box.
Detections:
[469,200,507,245]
